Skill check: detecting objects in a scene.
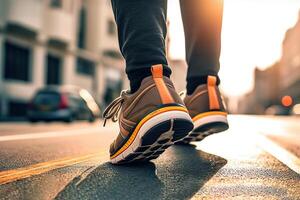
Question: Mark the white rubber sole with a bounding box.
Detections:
[194,115,228,129]
[181,114,229,143]
[111,110,193,164]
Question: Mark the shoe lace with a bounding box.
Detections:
[179,91,186,98]
[102,90,127,127]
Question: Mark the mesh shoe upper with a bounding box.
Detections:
[105,65,187,156]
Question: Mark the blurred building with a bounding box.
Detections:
[280,12,300,103]
[238,63,280,114]
[0,0,126,119]
[238,11,300,114]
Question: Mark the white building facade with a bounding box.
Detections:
[0,0,126,118]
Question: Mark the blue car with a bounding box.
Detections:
[27,86,100,123]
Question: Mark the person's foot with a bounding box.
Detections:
[103,64,194,164]
[180,76,229,144]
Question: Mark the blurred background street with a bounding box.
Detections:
[0,0,300,199]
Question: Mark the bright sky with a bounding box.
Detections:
[168,0,300,97]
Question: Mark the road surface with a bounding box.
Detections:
[0,115,299,200]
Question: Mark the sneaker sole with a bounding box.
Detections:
[180,112,229,144]
[110,107,194,164]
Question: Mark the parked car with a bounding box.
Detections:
[265,105,290,116]
[27,86,100,123]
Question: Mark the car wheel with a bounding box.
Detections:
[65,115,74,123]
[29,119,38,123]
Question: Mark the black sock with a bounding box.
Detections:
[128,68,171,93]
[186,76,220,95]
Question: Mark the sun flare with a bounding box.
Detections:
[168,0,300,97]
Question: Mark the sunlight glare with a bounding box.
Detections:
[168,0,300,97]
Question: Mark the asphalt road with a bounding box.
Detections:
[0,115,299,200]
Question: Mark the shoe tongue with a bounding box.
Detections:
[121,90,130,96]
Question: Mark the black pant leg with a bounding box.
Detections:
[180,0,223,81]
[111,0,171,84]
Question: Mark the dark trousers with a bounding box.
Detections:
[111,0,223,83]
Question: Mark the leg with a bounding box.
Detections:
[177,0,228,144]
[106,0,194,164]
[180,0,224,94]
[111,0,171,93]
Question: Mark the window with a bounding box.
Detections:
[76,57,95,76]
[46,54,62,85]
[3,41,31,82]
[77,6,87,49]
[107,20,116,36]
[50,0,62,8]
[8,100,27,117]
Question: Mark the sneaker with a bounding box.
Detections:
[181,76,229,143]
[103,64,194,164]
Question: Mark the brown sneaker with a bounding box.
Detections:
[181,76,229,143]
[103,64,194,164]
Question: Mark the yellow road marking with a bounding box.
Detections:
[0,152,107,185]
